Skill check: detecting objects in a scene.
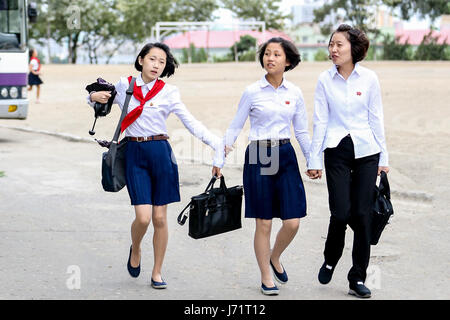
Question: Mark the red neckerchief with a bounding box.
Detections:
[121,76,165,133]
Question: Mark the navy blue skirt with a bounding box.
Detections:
[243,142,307,220]
[28,73,43,85]
[125,140,180,206]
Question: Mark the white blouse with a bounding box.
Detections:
[87,74,222,166]
[308,63,389,169]
[216,76,311,168]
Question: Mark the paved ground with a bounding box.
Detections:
[0,126,447,300]
[0,61,449,300]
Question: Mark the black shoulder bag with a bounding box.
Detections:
[177,176,243,239]
[371,171,394,245]
[101,77,135,192]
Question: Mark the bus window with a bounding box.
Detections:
[0,0,21,50]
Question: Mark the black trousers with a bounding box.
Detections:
[323,136,379,283]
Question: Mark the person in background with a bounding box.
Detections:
[28,48,43,103]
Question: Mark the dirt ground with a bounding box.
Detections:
[1,61,449,300]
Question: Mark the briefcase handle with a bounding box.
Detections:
[379,171,391,200]
[177,176,228,226]
[204,175,227,193]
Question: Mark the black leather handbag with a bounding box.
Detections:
[177,176,243,239]
[371,171,394,245]
[101,77,135,192]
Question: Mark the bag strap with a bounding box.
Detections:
[379,171,391,200]
[111,77,136,143]
[177,201,191,226]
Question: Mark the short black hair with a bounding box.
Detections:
[329,24,370,64]
[258,37,300,72]
[134,42,179,78]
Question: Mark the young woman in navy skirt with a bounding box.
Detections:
[307,25,389,298]
[89,43,222,289]
[212,38,311,295]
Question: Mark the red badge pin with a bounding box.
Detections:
[356,92,362,96]
[285,101,290,105]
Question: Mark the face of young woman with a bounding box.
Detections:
[263,42,290,75]
[329,32,353,66]
[139,47,167,82]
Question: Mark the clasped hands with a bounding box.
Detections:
[211,145,233,178]
[305,166,389,180]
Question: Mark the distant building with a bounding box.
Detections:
[162,29,294,61]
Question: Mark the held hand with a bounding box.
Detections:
[212,166,222,178]
[378,166,389,176]
[91,91,111,104]
[306,169,322,179]
[224,145,233,157]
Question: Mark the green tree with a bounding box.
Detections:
[313,0,382,36]
[314,49,329,61]
[222,0,289,30]
[382,0,450,25]
[414,32,449,60]
[381,33,412,60]
[230,35,257,61]
[30,0,120,64]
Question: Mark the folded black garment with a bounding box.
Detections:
[85,78,117,117]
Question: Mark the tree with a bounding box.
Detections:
[30,0,118,64]
[172,0,219,22]
[222,0,289,30]
[382,0,450,25]
[229,35,257,61]
[313,0,382,36]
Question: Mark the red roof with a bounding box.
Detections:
[395,29,450,45]
[163,30,294,49]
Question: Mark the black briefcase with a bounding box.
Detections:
[371,171,394,245]
[177,176,243,239]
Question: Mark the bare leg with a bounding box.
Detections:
[36,85,40,103]
[130,204,152,267]
[254,218,274,287]
[270,218,300,272]
[151,205,168,282]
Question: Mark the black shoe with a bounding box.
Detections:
[348,281,371,298]
[127,245,141,278]
[318,262,335,284]
[270,260,288,284]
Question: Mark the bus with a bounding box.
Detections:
[0,0,36,119]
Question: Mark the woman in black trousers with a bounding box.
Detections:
[307,24,389,298]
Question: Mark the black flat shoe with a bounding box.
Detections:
[348,281,371,298]
[127,245,141,278]
[270,260,288,284]
[318,262,335,285]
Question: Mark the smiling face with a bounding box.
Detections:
[138,47,167,83]
[328,32,353,66]
[263,42,290,75]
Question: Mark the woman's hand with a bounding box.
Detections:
[212,166,222,178]
[91,91,111,104]
[225,145,233,157]
[378,166,389,176]
[306,169,322,179]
